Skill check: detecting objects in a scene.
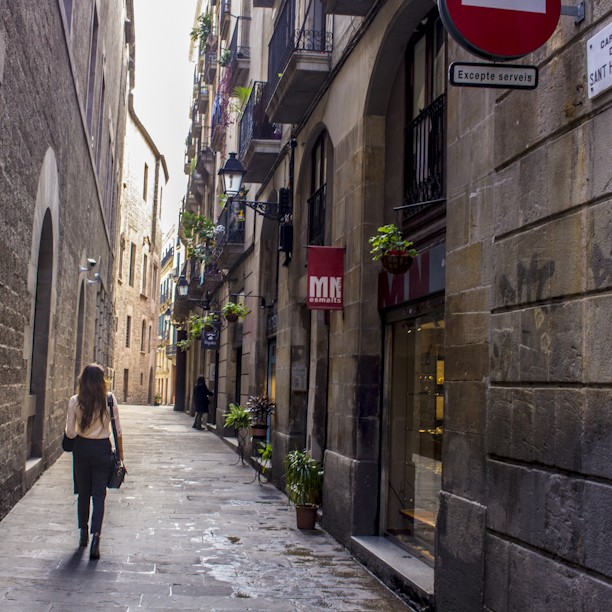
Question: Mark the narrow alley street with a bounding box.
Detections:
[0,405,410,611]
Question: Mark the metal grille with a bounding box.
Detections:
[307,184,326,246]
[404,94,445,215]
[239,82,281,160]
[265,0,333,106]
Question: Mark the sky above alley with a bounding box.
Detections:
[132,0,199,236]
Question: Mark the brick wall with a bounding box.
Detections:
[0,0,129,519]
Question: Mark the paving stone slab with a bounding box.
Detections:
[0,405,410,611]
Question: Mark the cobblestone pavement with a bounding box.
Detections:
[0,405,411,611]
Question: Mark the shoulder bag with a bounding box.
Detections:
[107,393,126,489]
[62,432,75,452]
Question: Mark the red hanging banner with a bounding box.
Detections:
[307,246,344,310]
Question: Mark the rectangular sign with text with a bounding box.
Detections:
[307,246,344,310]
[587,21,612,99]
[450,62,538,89]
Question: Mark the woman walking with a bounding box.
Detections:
[192,376,213,430]
[65,364,125,560]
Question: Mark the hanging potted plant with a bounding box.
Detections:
[246,395,276,438]
[222,301,249,323]
[284,450,324,530]
[201,312,219,331]
[368,224,418,274]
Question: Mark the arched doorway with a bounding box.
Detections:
[28,210,54,459]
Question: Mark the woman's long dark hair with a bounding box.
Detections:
[77,364,107,431]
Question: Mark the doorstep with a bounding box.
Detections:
[350,536,434,611]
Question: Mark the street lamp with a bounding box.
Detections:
[217,152,245,197]
[218,152,292,224]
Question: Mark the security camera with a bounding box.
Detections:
[87,258,97,269]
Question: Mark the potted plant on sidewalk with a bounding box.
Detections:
[246,395,276,438]
[368,224,418,274]
[223,403,251,464]
[284,450,324,530]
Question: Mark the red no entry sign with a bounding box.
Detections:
[440,0,562,60]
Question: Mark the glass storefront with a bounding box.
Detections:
[383,310,444,565]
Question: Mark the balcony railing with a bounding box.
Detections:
[239,81,281,160]
[161,247,174,268]
[212,201,245,269]
[265,0,333,108]
[403,94,446,217]
[307,184,326,246]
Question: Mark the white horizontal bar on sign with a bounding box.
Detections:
[462,0,546,13]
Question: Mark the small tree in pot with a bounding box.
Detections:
[284,450,324,530]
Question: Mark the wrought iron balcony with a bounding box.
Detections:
[321,0,374,15]
[400,94,446,222]
[161,247,174,269]
[265,0,333,124]
[228,16,251,87]
[197,83,209,112]
[210,95,225,152]
[239,82,282,182]
[212,201,245,270]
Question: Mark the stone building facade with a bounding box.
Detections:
[112,97,168,405]
[155,226,178,406]
[176,0,611,608]
[0,0,132,519]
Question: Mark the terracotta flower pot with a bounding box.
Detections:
[251,425,268,438]
[295,505,318,530]
[381,250,414,275]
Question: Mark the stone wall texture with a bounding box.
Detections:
[438,5,612,610]
[113,109,165,405]
[0,0,129,519]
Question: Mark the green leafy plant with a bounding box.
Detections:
[154,393,162,406]
[247,395,276,428]
[221,301,250,320]
[179,211,217,262]
[176,338,192,352]
[230,85,252,115]
[218,49,232,67]
[257,442,272,475]
[284,450,324,507]
[190,13,212,43]
[202,313,219,328]
[368,224,418,261]
[223,403,251,430]
[188,314,205,339]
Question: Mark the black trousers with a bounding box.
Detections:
[194,411,208,427]
[73,437,113,534]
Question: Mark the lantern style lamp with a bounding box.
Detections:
[177,276,189,297]
[218,152,246,197]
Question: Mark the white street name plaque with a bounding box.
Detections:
[587,21,612,99]
[449,62,538,89]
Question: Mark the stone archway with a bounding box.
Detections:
[28,210,54,459]
[25,148,60,466]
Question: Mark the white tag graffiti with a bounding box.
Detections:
[462,0,546,13]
